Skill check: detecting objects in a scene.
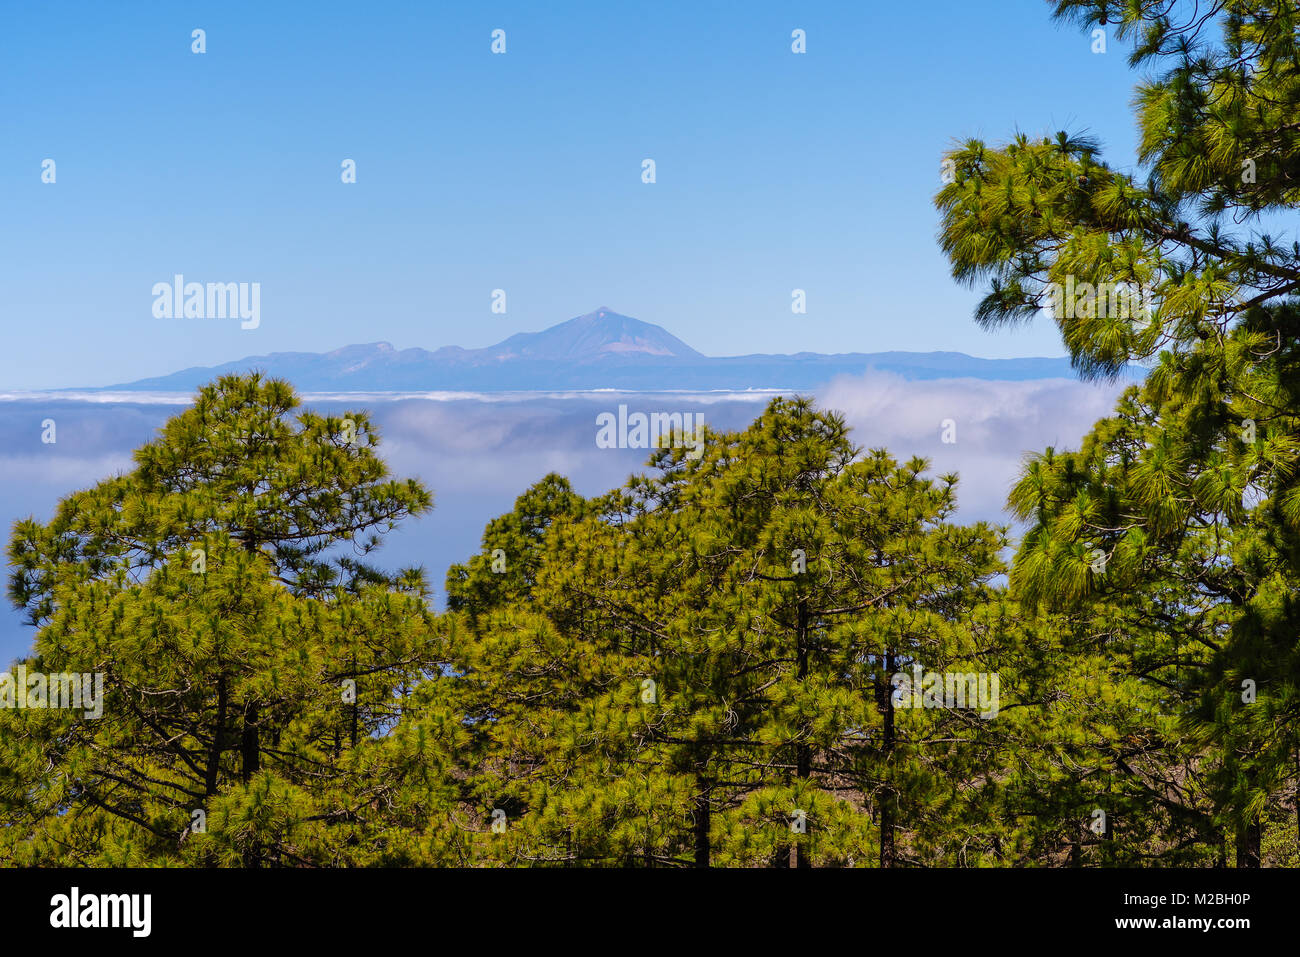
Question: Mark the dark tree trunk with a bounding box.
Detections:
[1235,817,1261,868]
[795,599,811,869]
[349,652,360,748]
[879,650,897,868]
[693,792,711,868]
[240,702,263,868]
[204,675,228,798]
[241,703,260,782]
[239,512,264,867]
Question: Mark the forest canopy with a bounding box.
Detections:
[0,373,1295,867]
[4,0,1300,867]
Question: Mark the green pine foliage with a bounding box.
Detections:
[407,398,1021,866]
[6,0,1300,869]
[0,374,439,866]
[936,0,1300,866]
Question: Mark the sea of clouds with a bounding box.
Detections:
[0,374,1129,662]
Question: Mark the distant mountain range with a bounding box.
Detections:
[98,308,1082,392]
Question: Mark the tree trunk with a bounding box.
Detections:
[693,791,711,868]
[204,675,228,798]
[879,651,897,868]
[349,652,360,748]
[240,702,263,868]
[1235,817,1261,868]
[795,599,811,869]
[241,703,260,782]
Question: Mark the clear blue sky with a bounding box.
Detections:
[0,0,1144,389]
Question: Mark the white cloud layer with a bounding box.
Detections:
[0,375,1130,660]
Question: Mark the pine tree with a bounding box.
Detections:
[425,397,1012,866]
[935,1,1300,865]
[0,373,438,866]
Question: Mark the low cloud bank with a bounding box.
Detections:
[818,373,1128,520]
[0,375,1128,660]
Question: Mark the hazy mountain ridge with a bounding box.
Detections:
[96,308,1082,391]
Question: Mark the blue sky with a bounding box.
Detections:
[0,0,1144,389]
